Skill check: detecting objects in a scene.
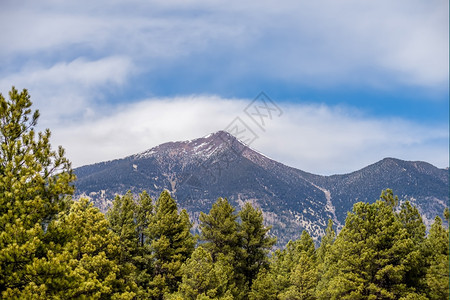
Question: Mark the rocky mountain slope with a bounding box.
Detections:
[74,131,449,245]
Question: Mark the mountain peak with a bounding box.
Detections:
[74,131,449,247]
[202,130,243,145]
[134,130,245,161]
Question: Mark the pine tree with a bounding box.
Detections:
[134,191,155,298]
[316,190,421,299]
[199,198,240,262]
[136,191,153,248]
[250,230,318,299]
[199,198,245,298]
[248,268,278,300]
[238,202,276,290]
[176,246,236,300]
[279,252,319,300]
[149,190,195,299]
[0,87,75,297]
[397,201,426,243]
[424,216,449,300]
[53,198,135,299]
[107,191,139,269]
[396,200,427,292]
[316,219,335,268]
[277,231,318,300]
[296,230,316,259]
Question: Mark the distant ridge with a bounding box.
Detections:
[74,131,449,246]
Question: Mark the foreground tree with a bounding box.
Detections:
[107,191,139,279]
[134,191,155,298]
[149,190,196,299]
[173,246,235,299]
[316,219,335,267]
[396,200,428,292]
[250,230,318,299]
[316,190,425,299]
[107,191,156,298]
[0,87,75,297]
[199,198,240,262]
[50,198,135,299]
[238,202,276,290]
[424,216,449,300]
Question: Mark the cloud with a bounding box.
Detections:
[1,0,447,89]
[0,1,447,175]
[0,56,134,124]
[50,96,449,174]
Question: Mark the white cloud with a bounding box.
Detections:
[0,1,447,174]
[50,96,449,174]
[0,56,134,123]
[1,0,447,88]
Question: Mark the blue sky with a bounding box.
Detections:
[0,0,448,174]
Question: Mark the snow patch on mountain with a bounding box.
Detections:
[309,183,341,229]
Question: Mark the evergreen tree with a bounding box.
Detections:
[107,191,139,271]
[251,230,318,299]
[248,268,278,300]
[397,201,426,243]
[316,219,335,267]
[149,190,195,299]
[134,191,155,298]
[136,191,153,248]
[396,200,427,292]
[238,202,276,290]
[199,198,240,262]
[278,231,318,300]
[279,252,319,300]
[176,246,236,300]
[51,198,136,299]
[424,216,449,300]
[296,230,316,258]
[199,198,244,298]
[0,87,75,297]
[316,190,422,299]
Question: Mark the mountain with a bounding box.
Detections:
[74,131,449,246]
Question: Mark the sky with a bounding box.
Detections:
[0,0,448,175]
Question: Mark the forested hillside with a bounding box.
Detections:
[0,88,448,299]
[73,130,449,248]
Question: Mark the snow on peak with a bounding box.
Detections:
[132,130,272,162]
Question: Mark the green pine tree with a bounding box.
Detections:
[316,190,423,299]
[238,202,276,290]
[396,200,428,292]
[424,216,449,300]
[278,231,318,300]
[316,219,335,264]
[51,198,136,299]
[199,198,240,262]
[248,268,278,300]
[251,230,318,299]
[397,201,426,243]
[199,198,245,298]
[134,191,155,298]
[149,190,195,299]
[107,191,139,270]
[176,246,236,300]
[279,251,319,300]
[0,87,75,297]
[316,219,335,279]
